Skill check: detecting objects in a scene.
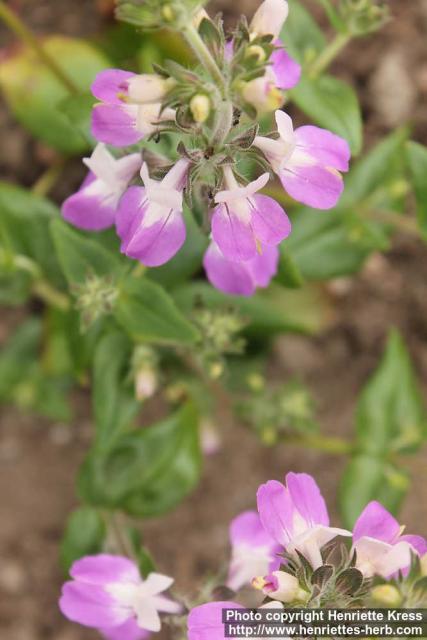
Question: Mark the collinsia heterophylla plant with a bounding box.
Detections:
[62,0,350,295]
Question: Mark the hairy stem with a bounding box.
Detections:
[308,32,351,78]
[211,100,234,147]
[0,1,79,95]
[183,23,226,95]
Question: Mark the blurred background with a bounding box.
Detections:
[1,1,427,639]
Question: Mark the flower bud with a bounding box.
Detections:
[252,571,309,603]
[132,345,159,401]
[161,4,176,22]
[250,0,289,39]
[200,419,221,456]
[127,74,173,104]
[241,76,284,114]
[371,584,402,607]
[245,45,267,64]
[190,94,211,123]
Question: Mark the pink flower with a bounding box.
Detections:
[353,501,427,578]
[226,511,281,591]
[255,110,351,210]
[203,241,279,296]
[62,144,141,231]
[59,554,181,636]
[257,472,351,569]
[211,169,291,263]
[116,159,189,267]
[91,69,175,147]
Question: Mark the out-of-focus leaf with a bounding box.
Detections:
[93,331,139,450]
[0,183,63,286]
[406,141,427,240]
[60,92,96,146]
[0,36,109,154]
[60,507,105,573]
[115,276,200,345]
[356,330,427,455]
[50,219,121,285]
[275,250,305,288]
[290,75,362,155]
[339,455,410,528]
[280,0,326,65]
[78,403,201,517]
[0,318,41,398]
[174,282,332,337]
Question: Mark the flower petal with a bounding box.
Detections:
[141,573,174,596]
[353,501,401,545]
[250,195,292,246]
[230,511,275,548]
[92,69,135,105]
[117,187,186,267]
[286,472,330,527]
[257,480,295,547]
[400,535,427,557]
[294,126,351,172]
[59,581,130,628]
[92,103,142,147]
[250,0,289,39]
[203,243,256,296]
[188,601,241,640]
[250,245,279,287]
[62,173,117,231]
[211,203,257,262]
[70,554,140,585]
[271,42,301,90]
[280,154,344,209]
[355,537,412,578]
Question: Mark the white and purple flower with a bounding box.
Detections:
[255,110,351,209]
[211,169,291,263]
[116,159,189,267]
[59,554,181,638]
[257,472,351,569]
[227,510,281,591]
[250,0,301,91]
[203,241,279,296]
[62,143,141,231]
[353,501,427,578]
[91,69,175,147]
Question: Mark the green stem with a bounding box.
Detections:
[0,0,79,95]
[183,23,226,96]
[308,32,351,78]
[32,158,66,198]
[106,511,138,562]
[32,280,70,311]
[211,99,234,147]
[287,433,354,456]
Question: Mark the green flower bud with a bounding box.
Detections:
[190,94,211,123]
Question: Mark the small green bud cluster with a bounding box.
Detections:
[339,0,389,36]
[71,272,118,331]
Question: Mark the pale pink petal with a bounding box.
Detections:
[92,103,142,147]
[286,473,330,527]
[59,581,130,628]
[188,601,241,640]
[294,126,351,172]
[250,195,292,246]
[100,618,150,640]
[353,501,401,545]
[280,159,344,209]
[257,480,295,547]
[400,535,427,557]
[271,42,301,90]
[62,173,117,231]
[211,203,257,262]
[70,555,140,585]
[92,69,135,105]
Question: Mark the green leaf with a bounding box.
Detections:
[290,75,362,155]
[93,331,139,450]
[0,36,110,154]
[341,128,408,208]
[174,282,331,337]
[355,330,427,456]
[60,507,105,573]
[339,455,410,528]
[50,219,121,285]
[115,276,200,345]
[276,250,305,288]
[406,141,427,240]
[0,318,42,398]
[78,403,201,517]
[280,0,326,65]
[0,182,63,285]
[60,92,96,146]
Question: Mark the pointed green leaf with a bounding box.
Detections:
[60,507,105,573]
[406,141,427,241]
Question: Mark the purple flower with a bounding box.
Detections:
[116,159,189,267]
[62,144,141,231]
[226,511,281,591]
[211,169,291,263]
[188,601,286,640]
[352,501,427,578]
[255,110,351,210]
[252,570,308,603]
[203,241,279,296]
[91,69,175,147]
[270,42,301,91]
[59,554,181,635]
[257,472,351,569]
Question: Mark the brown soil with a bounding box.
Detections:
[1,1,427,639]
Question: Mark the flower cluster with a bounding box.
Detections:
[188,472,427,638]
[62,0,351,296]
